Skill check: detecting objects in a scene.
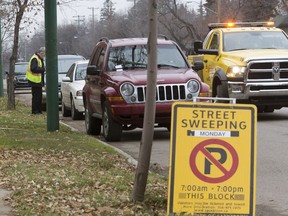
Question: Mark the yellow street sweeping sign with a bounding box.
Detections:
[167,102,257,216]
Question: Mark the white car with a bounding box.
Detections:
[61,60,88,120]
[42,55,86,111]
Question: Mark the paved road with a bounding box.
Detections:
[12,88,288,216]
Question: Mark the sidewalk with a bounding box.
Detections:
[0,189,12,216]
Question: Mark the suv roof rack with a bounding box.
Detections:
[208,21,274,30]
[158,34,169,40]
[99,37,109,43]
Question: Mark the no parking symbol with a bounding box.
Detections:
[190,139,239,183]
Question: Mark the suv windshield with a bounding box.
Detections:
[15,63,28,75]
[107,44,187,71]
[223,31,288,51]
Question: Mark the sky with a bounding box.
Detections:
[55,0,202,25]
[19,0,202,37]
[56,0,134,24]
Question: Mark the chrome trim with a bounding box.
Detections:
[120,81,200,104]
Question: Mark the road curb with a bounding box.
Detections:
[59,121,138,166]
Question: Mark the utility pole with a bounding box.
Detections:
[73,15,85,30]
[217,0,221,22]
[88,7,98,34]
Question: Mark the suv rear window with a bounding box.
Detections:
[107,44,187,71]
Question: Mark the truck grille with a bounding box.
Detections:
[136,84,186,102]
[247,60,288,81]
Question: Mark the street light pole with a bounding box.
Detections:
[187,0,220,22]
[45,0,59,131]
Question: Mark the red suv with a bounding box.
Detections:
[83,37,209,141]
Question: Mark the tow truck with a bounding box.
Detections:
[189,21,288,112]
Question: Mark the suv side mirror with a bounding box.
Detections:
[192,61,204,71]
[87,65,101,76]
[194,41,203,54]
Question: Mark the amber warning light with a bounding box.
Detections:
[227,22,235,28]
[208,21,275,29]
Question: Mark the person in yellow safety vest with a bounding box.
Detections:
[26,47,46,114]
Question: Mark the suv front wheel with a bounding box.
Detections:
[102,101,122,141]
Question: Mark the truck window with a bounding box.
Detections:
[223,31,288,51]
[209,34,219,50]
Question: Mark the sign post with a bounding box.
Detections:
[167,102,257,216]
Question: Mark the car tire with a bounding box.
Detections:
[102,101,122,141]
[215,84,229,103]
[71,99,83,120]
[62,101,71,117]
[85,105,101,135]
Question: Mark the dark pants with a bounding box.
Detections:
[31,86,43,114]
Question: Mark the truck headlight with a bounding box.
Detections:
[120,82,134,96]
[227,66,246,78]
[187,80,200,93]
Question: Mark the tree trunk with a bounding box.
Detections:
[132,0,158,202]
[7,1,28,109]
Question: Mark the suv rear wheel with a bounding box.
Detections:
[85,105,101,135]
[102,101,122,141]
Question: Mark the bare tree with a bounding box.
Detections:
[5,0,29,109]
[239,0,279,21]
[2,0,79,109]
[158,0,202,52]
[279,0,288,13]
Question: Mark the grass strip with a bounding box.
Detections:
[0,97,167,215]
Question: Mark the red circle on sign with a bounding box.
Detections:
[190,139,239,183]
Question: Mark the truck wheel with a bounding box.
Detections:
[71,99,82,120]
[85,105,101,135]
[102,101,122,141]
[216,84,229,103]
[62,101,71,117]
